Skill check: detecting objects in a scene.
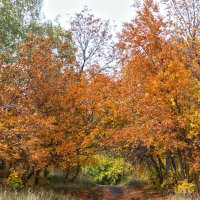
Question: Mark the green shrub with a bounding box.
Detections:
[6,172,23,190]
[83,154,133,185]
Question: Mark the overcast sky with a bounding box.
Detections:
[43,0,135,29]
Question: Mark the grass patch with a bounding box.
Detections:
[120,177,148,188]
[167,193,200,200]
[47,174,96,194]
[0,188,75,200]
[0,174,95,200]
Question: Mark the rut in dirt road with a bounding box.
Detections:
[78,185,167,200]
[98,186,124,200]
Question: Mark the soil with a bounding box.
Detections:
[77,185,168,200]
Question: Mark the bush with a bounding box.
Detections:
[83,154,133,185]
[161,177,177,192]
[6,172,23,190]
[177,180,196,197]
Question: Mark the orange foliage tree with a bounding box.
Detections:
[111,0,200,185]
[0,15,116,184]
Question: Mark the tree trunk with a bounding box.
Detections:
[34,170,40,186]
[65,166,70,180]
[43,167,48,178]
[157,156,165,172]
[26,166,35,181]
[150,155,163,183]
[165,151,171,181]
[185,162,190,181]
[177,150,185,180]
[171,156,177,174]
[71,165,80,183]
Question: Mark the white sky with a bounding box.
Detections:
[43,0,135,29]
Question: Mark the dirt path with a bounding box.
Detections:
[77,185,167,200]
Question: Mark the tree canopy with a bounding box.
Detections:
[0,0,199,193]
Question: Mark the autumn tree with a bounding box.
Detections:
[115,0,200,187]
[0,28,77,182]
[163,0,200,80]
[163,0,200,40]
[70,7,116,76]
[0,31,116,184]
[0,2,119,184]
[0,0,43,52]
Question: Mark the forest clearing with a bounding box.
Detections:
[0,0,200,199]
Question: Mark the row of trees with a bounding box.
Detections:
[0,0,199,191]
[112,0,200,189]
[0,0,116,185]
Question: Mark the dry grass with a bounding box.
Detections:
[167,193,200,200]
[0,174,95,200]
[120,177,148,188]
[0,188,76,200]
[48,174,95,193]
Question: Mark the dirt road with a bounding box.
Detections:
[78,185,167,200]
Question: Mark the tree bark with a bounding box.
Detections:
[34,170,40,186]
[27,166,35,180]
[170,156,177,174]
[43,167,48,178]
[150,155,163,183]
[165,151,171,181]
[177,150,185,180]
[71,165,80,183]
[65,166,70,180]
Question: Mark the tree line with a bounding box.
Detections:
[0,0,199,192]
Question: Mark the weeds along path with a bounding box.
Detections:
[77,185,167,200]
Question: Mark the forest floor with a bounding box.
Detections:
[77,185,167,200]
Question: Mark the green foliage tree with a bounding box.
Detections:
[0,0,43,52]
